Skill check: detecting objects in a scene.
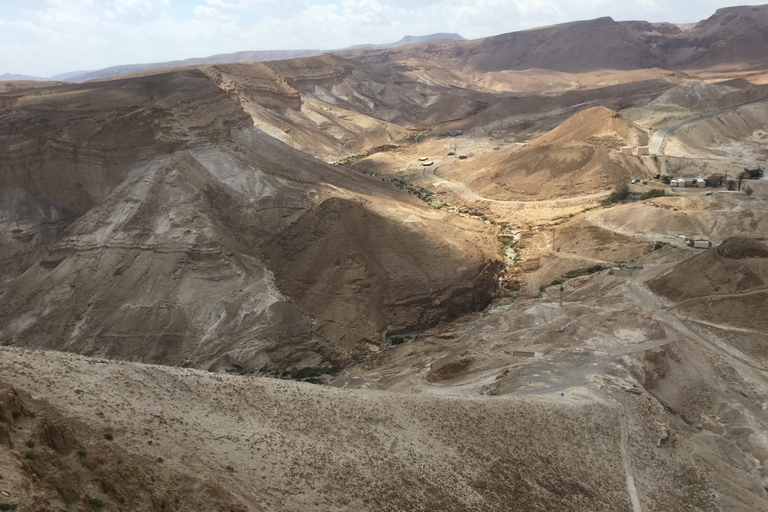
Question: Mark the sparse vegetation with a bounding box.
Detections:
[743,167,764,179]
[24,450,37,460]
[88,498,104,508]
[77,449,87,458]
[745,185,754,197]
[387,333,418,346]
[660,175,672,184]
[602,184,630,205]
[381,176,448,208]
[0,503,18,511]
[407,129,430,143]
[157,456,164,463]
[104,432,113,441]
[261,365,340,384]
[335,153,368,166]
[640,189,666,200]
[25,439,35,448]
[62,491,76,504]
[704,174,723,187]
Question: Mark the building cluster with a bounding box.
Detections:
[669,178,706,188]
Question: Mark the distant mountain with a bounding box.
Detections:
[64,49,324,83]
[349,33,465,50]
[350,5,768,73]
[0,73,45,81]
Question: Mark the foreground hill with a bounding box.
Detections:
[440,106,651,200]
[0,346,718,512]
[0,70,501,370]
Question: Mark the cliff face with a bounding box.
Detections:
[0,68,502,371]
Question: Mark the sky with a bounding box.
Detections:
[1,0,767,77]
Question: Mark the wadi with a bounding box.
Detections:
[2,5,768,511]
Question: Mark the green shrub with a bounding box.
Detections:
[602,184,630,205]
[77,449,87,458]
[24,450,37,460]
[640,189,666,200]
[62,491,76,504]
[88,498,104,508]
[157,457,163,463]
[104,433,113,441]
[25,439,35,448]
[745,185,754,197]
[0,503,18,511]
[660,175,672,184]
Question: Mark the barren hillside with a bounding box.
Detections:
[439,106,651,200]
[0,69,502,371]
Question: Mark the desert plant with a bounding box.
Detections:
[727,180,737,191]
[0,503,18,511]
[602,184,630,205]
[104,433,113,441]
[157,457,163,463]
[745,185,754,197]
[640,189,666,200]
[24,451,37,460]
[25,439,35,448]
[77,449,87,458]
[88,498,104,508]
[660,175,672,184]
[62,491,76,504]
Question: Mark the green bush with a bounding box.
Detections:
[745,185,754,197]
[0,503,18,511]
[24,451,37,460]
[640,189,666,200]
[660,175,672,184]
[25,439,35,448]
[104,433,113,441]
[62,491,76,504]
[77,449,87,458]
[602,184,630,205]
[88,498,104,508]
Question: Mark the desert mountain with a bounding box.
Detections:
[349,5,768,73]
[0,69,501,370]
[34,33,464,84]
[440,106,650,200]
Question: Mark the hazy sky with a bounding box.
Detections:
[2,0,767,77]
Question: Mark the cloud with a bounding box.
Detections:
[1,0,767,76]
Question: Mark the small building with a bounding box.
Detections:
[678,179,686,188]
[609,267,634,276]
[684,178,697,187]
[693,240,711,249]
[670,179,679,187]
[696,178,706,188]
[620,146,634,155]
[636,146,650,156]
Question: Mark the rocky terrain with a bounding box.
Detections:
[2,4,768,512]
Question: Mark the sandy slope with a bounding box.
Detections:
[1,347,642,512]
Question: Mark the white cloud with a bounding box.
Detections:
[1,0,767,77]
